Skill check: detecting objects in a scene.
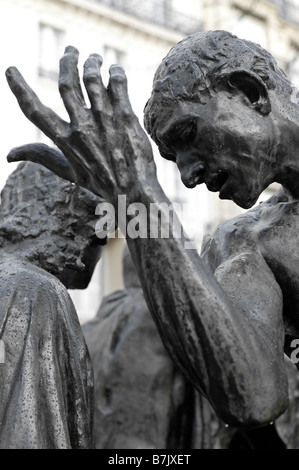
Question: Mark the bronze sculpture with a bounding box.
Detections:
[0,161,105,448]
[5,30,299,430]
[83,244,230,449]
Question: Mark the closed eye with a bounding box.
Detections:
[170,122,197,148]
[161,120,197,151]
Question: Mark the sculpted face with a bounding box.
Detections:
[54,184,107,289]
[144,30,297,209]
[156,91,278,209]
[0,162,106,287]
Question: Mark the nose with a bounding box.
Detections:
[177,157,206,188]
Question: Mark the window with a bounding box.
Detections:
[230,7,267,49]
[286,43,299,90]
[104,46,125,67]
[102,46,125,85]
[38,24,64,80]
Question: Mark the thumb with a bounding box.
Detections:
[7,143,77,182]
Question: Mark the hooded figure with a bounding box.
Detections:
[0,161,105,449]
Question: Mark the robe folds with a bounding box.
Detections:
[0,256,93,449]
[83,286,227,449]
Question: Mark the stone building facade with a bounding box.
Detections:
[1,0,299,320]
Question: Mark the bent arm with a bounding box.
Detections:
[5,47,288,427]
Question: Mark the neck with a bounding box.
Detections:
[0,238,66,276]
[277,169,299,200]
[270,96,299,199]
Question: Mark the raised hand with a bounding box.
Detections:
[6,46,155,204]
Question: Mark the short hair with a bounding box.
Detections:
[144,30,293,161]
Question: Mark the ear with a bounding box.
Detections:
[227,70,271,115]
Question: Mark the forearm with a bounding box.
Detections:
[5,47,287,427]
[125,184,287,426]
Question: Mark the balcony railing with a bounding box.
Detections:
[96,0,202,35]
[268,0,299,25]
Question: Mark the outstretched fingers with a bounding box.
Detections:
[59,46,88,126]
[83,53,111,126]
[107,65,136,122]
[107,64,153,164]
[7,143,77,182]
[6,67,69,143]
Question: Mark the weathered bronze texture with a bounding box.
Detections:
[0,162,105,448]
[6,30,299,431]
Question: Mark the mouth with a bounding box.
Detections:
[206,170,229,194]
[204,170,258,209]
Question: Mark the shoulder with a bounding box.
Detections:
[0,256,79,331]
[0,256,60,285]
[200,209,259,273]
[0,256,71,304]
